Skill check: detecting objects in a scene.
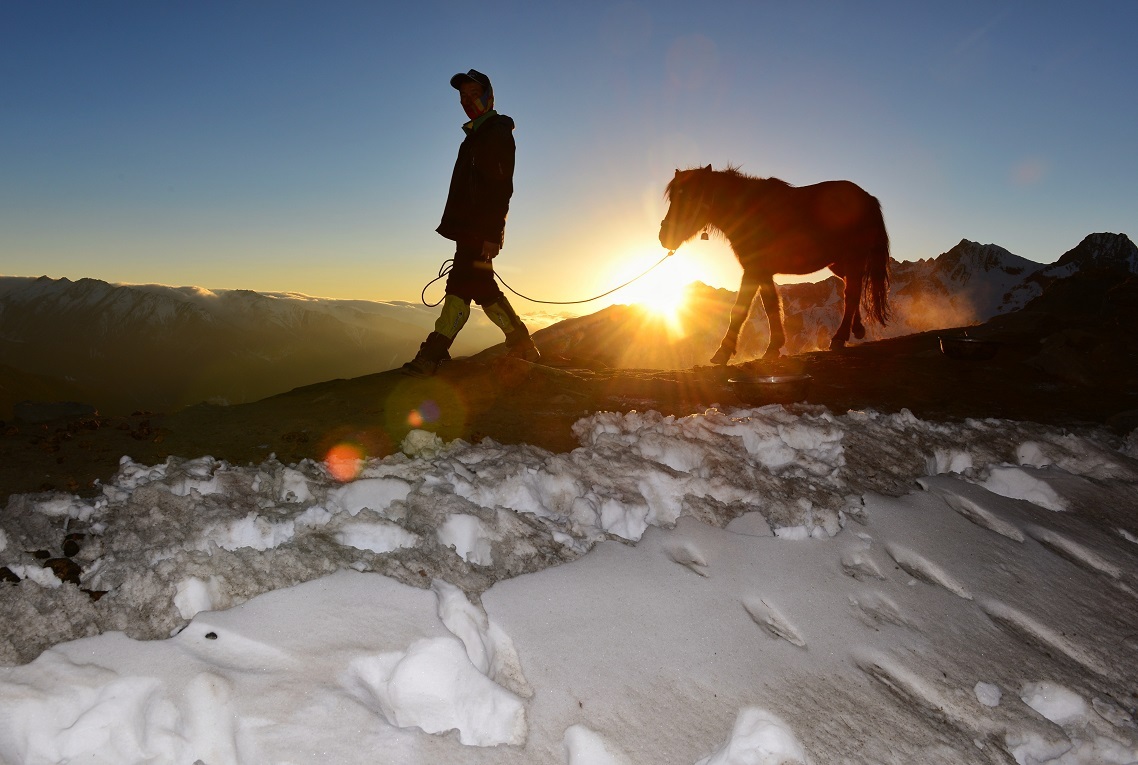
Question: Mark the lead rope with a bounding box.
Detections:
[420,249,676,308]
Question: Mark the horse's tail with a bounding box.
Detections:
[861,200,891,326]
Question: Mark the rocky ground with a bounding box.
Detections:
[1,273,1135,506]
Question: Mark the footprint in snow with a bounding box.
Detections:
[932,488,1025,543]
[1023,523,1130,587]
[854,649,968,725]
[666,541,709,577]
[849,590,917,630]
[979,598,1113,678]
[840,548,885,581]
[742,597,806,648]
[885,543,973,600]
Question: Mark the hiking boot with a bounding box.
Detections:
[401,332,452,377]
[401,354,444,378]
[505,331,541,363]
[485,297,541,361]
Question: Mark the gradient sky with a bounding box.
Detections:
[3,1,1136,317]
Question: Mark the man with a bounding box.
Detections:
[402,68,540,377]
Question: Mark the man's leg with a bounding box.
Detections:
[401,247,479,377]
[400,293,472,377]
[401,329,452,377]
[482,295,540,362]
[450,239,540,362]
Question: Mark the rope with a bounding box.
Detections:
[420,259,456,307]
[420,249,676,307]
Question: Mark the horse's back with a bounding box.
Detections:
[732,177,886,274]
[792,179,885,241]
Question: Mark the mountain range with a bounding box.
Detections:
[1,232,1134,419]
[0,279,507,417]
[531,232,1137,368]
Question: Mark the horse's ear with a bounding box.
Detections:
[703,164,712,172]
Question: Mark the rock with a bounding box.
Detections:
[43,557,82,586]
[62,533,85,558]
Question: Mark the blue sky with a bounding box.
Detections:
[2,1,1135,314]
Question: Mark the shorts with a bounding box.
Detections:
[444,239,504,305]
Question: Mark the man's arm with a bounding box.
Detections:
[474,120,515,248]
[473,121,515,182]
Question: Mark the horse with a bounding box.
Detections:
[659,165,890,364]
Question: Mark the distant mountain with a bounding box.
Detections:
[2,232,1134,416]
[534,232,1137,366]
[1002,232,1138,309]
[0,277,506,417]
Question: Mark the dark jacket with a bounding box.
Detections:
[436,112,515,246]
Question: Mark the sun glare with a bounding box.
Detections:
[618,252,703,334]
[637,278,689,319]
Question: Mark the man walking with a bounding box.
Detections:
[402,69,540,377]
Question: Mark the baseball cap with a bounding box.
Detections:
[449,69,492,93]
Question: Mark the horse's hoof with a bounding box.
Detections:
[710,348,733,365]
[829,339,847,351]
[762,348,782,360]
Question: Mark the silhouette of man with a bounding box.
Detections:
[402,69,540,377]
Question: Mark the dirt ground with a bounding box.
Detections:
[2,297,1136,508]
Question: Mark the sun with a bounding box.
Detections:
[635,277,689,320]
[617,253,701,334]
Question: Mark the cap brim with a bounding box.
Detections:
[450,73,478,90]
[450,70,492,92]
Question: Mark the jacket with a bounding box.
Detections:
[436,112,515,246]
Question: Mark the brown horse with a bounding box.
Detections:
[659,165,890,363]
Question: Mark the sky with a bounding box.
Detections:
[2,406,1137,762]
[2,1,1137,316]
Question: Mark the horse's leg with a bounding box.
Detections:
[756,275,785,359]
[830,272,863,350]
[712,269,760,365]
[848,259,866,339]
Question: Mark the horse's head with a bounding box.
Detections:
[659,164,714,251]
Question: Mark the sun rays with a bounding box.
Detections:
[616,251,705,337]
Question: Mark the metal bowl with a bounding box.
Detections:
[729,374,812,405]
[938,336,1000,360]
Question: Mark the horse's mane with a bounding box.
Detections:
[719,165,793,189]
[665,165,793,200]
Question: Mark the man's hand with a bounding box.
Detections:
[481,241,500,260]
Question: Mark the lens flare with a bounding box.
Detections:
[407,399,441,428]
[386,377,468,445]
[325,442,364,482]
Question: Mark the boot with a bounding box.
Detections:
[505,328,541,362]
[484,298,541,363]
[401,332,452,378]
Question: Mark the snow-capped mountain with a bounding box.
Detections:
[745,232,1135,358]
[1002,232,1138,309]
[535,232,1136,365]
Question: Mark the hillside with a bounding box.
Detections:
[1,233,1133,418]
[0,277,509,416]
[1,265,1136,505]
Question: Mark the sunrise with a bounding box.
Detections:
[2,3,1137,763]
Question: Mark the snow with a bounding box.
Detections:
[2,404,1137,764]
